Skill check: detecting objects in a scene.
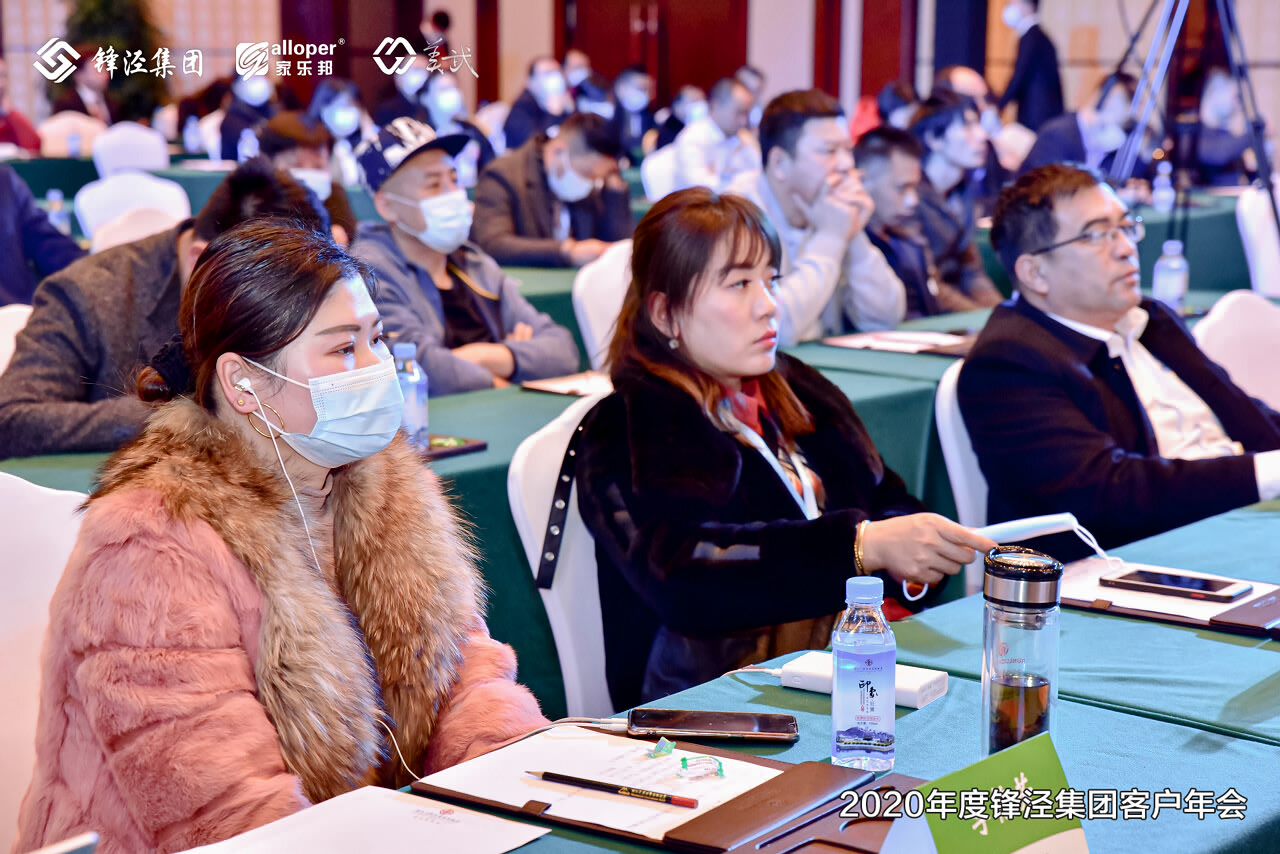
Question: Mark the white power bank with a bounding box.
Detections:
[780,651,948,709]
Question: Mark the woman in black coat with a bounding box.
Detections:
[575,188,994,708]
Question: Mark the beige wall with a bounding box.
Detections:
[747,0,815,105]
[430,0,479,113]
[497,0,552,103]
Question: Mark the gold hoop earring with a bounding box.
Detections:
[248,401,285,439]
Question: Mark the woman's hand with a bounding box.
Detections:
[859,514,998,586]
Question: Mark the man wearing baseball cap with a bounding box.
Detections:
[350,118,578,395]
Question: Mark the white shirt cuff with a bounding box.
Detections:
[1254,449,1280,501]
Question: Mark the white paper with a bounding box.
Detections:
[180,786,548,854]
[417,725,783,841]
[522,371,614,396]
[1062,557,1276,622]
[821,331,968,354]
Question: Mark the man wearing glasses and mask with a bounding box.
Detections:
[958,164,1280,560]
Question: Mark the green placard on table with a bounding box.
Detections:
[883,734,1087,853]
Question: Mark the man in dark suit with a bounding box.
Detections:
[959,164,1280,559]
[51,46,120,124]
[607,65,656,163]
[0,165,84,306]
[1019,72,1151,182]
[503,57,573,150]
[471,112,633,268]
[997,0,1064,133]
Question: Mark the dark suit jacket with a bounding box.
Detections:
[958,295,1280,560]
[470,135,633,267]
[502,89,562,150]
[1019,112,1152,181]
[0,165,85,306]
[373,91,427,127]
[915,175,998,304]
[51,88,121,124]
[998,24,1064,133]
[655,115,684,150]
[219,97,276,161]
[607,107,656,160]
[576,355,925,708]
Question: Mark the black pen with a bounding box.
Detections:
[526,770,699,808]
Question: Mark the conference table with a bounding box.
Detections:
[0,370,942,720]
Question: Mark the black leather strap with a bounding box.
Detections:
[534,409,591,589]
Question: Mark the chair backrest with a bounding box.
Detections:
[198,109,226,161]
[0,473,87,845]
[507,393,614,718]
[640,144,678,202]
[0,304,33,375]
[572,239,633,370]
[935,360,989,594]
[37,111,108,158]
[1192,289,1280,409]
[28,832,98,854]
[73,172,191,239]
[91,121,170,177]
[90,207,184,254]
[1235,182,1280,297]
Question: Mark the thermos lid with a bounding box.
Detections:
[846,575,883,604]
[983,545,1063,608]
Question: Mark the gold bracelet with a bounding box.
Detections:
[855,519,869,576]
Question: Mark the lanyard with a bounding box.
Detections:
[722,408,819,520]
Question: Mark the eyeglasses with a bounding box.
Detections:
[1029,217,1145,255]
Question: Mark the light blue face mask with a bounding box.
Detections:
[245,356,404,468]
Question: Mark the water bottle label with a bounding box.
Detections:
[832,647,895,755]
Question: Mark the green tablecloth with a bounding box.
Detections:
[894,501,1280,747]
[147,166,379,222]
[9,157,100,199]
[1,371,941,719]
[511,657,1280,853]
[978,193,1249,296]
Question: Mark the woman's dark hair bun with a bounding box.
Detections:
[137,334,192,404]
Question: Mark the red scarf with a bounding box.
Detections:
[724,379,767,436]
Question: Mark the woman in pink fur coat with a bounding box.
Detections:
[13,222,548,854]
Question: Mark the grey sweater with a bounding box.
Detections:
[0,225,186,459]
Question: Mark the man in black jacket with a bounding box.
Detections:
[959,164,1280,559]
[0,165,84,306]
[471,112,633,267]
[997,0,1064,133]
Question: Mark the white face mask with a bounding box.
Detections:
[535,71,567,103]
[386,188,473,254]
[547,155,595,203]
[579,99,616,120]
[290,167,332,203]
[237,76,273,108]
[1090,122,1127,153]
[682,100,709,124]
[428,86,464,121]
[397,67,429,98]
[980,106,1003,140]
[565,66,589,88]
[244,356,403,469]
[1002,4,1023,28]
[322,102,361,138]
[617,87,650,113]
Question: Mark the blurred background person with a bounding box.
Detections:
[655,85,707,150]
[996,0,1064,133]
[306,78,374,150]
[220,73,278,161]
[672,77,760,193]
[1191,67,1259,187]
[0,164,84,306]
[735,64,767,129]
[877,80,920,130]
[472,112,632,267]
[504,57,573,149]
[609,64,656,163]
[562,48,593,98]
[374,54,432,126]
[422,8,452,52]
[52,44,120,125]
[909,91,1002,310]
[0,54,40,153]
[257,111,357,245]
[422,70,497,186]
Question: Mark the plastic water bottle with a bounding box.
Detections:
[393,342,430,444]
[831,575,896,770]
[182,115,203,154]
[45,189,72,236]
[1151,239,1189,312]
[1151,161,1176,214]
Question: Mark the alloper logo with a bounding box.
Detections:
[236,40,341,76]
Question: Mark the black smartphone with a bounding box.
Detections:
[626,708,800,742]
[1100,568,1253,603]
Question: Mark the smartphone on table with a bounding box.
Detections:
[1100,567,1253,603]
[626,708,800,742]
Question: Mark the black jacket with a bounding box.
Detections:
[219,97,276,161]
[503,89,562,150]
[470,135,633,267]
[958,295,1280,560]
[997,24,1064,133]
[575,355,924,708]
[0,164,84,306]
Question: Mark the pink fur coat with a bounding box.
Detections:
[13,399,547,854]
